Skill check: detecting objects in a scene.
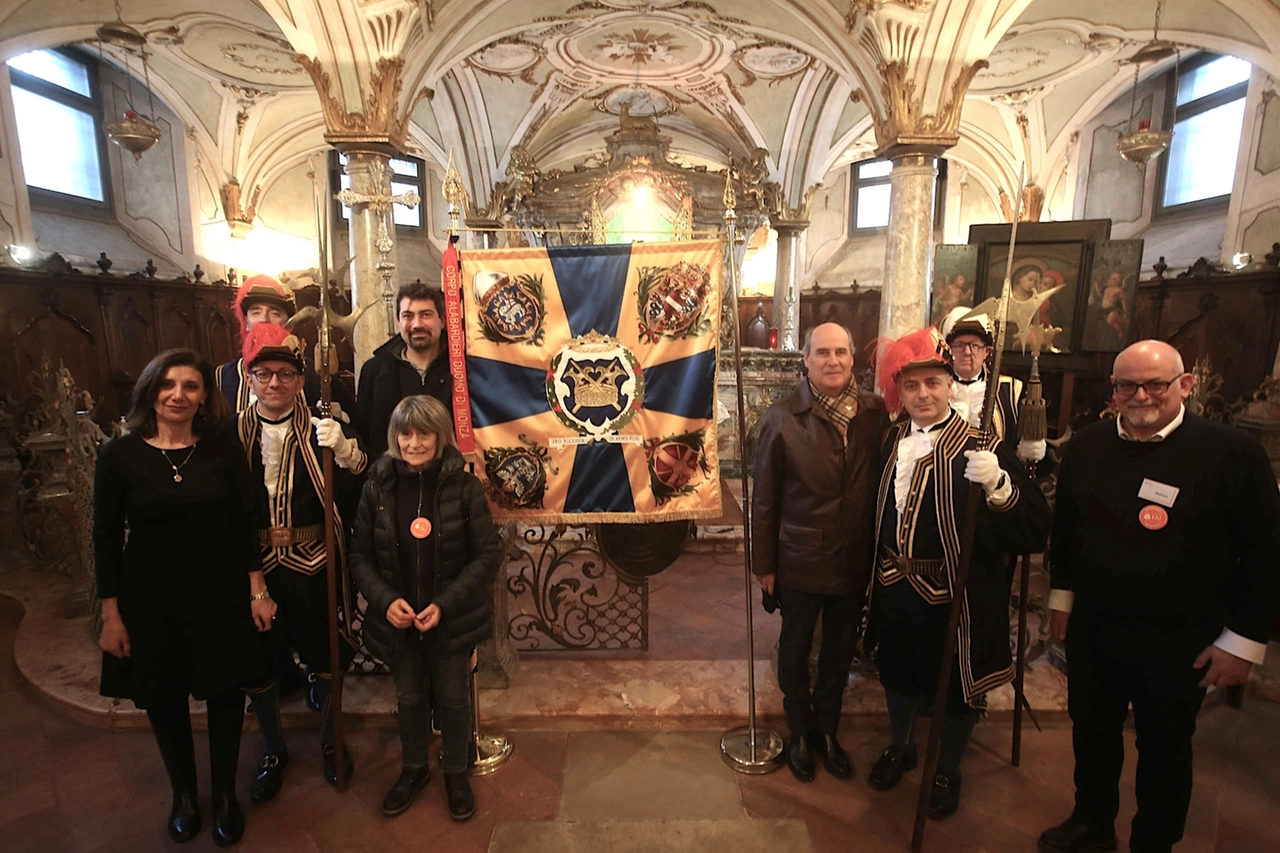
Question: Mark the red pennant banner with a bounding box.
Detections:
[441,238,474,455]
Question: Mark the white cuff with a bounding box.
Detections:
[1214,629,1267,665]
[985,473,1013,507]
[1047,589,1074,613]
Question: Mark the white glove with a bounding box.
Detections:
[963,449,1008,495]
[1016,439,1046,463]
[312,416,355,460]
[328,400,350,425]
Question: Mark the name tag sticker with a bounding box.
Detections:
[1138,478,1179,508]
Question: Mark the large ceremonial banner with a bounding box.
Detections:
[461,240,723,523]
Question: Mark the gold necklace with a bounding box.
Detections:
[159,446,196,483]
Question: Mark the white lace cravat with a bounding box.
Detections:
[893,427,941,514]
[259,419,291,501]
[950,378,985,428]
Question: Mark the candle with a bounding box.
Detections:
[769,327,779,349]
[1138,119,1151,132]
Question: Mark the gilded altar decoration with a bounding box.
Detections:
[462,240,723,523]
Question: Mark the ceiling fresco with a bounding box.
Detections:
[0,0,1275,241]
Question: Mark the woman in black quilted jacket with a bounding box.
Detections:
[350,395,502,821]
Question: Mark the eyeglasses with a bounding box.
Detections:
[951,342,990,353]
[249,368,300,383]
[1112,375,1184,398]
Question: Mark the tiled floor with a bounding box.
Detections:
[3,593,1279,852]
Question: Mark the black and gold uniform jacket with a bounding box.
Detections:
[228,401,368,644]
[865,411,1050,704]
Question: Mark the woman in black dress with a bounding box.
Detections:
[94,348,273,847]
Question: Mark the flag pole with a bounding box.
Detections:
[442,152,512,774]
[719,159,784,775]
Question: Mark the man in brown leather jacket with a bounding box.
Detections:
[751,322,888,783]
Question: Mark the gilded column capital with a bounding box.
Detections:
[853,59,987,157]
[296,54,432,150]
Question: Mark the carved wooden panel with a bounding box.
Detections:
[0,266,241,425]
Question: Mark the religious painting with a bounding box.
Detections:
[968,219,1112,356]
[1081,240,1143,352]
[930,244,978,326]
[983,241,1086,353]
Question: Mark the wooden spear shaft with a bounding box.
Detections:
[910,164,1025,852]
[314,162,347,792]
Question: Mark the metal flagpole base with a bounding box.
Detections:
[720,725,785,774]
[470,732,514,776]
[466,649,513,776]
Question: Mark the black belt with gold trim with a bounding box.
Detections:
[879,548,945,580]
[259,524,324,548]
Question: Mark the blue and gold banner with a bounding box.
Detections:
[461,240,723,523]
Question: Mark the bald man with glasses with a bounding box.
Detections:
[1038,340,1280,853]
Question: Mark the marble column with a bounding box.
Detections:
[879,149,940,348]
[771,219,808,351]
[340,146,402,374]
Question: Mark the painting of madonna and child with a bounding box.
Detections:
[983,241,1086,354]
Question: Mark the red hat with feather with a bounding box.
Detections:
[233,274,296,339]
[878,327,953,415]
[242,322,305,372]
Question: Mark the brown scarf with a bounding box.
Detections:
[810,380,860,444]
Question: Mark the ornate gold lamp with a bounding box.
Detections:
[1117,0,1179,167]
[96,1,162,161]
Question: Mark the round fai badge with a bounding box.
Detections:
[1138,505,1168,531]
[410,517,433,539]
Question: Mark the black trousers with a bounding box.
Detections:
[776,583,864,738]
[1066,614,1213,853]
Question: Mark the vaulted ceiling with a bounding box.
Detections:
[1,0,1278,235]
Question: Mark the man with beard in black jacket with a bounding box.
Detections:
[357,281,451,456]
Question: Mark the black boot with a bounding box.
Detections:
[444,772,475,822]
[211,790,245,848]
[786,735,815,782]
[381,765,431,817]
[247,682,289,804]
[249,751,289,805]
[147,706,201,843]
[207,690,246,847]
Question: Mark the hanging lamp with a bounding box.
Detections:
[97,1,162,161]
[1117,0,1179,167]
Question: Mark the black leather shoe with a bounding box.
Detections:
[166,789,201,843]
[306,680,323,714]
[926,770,961,820]
[1037,817,1118,853]
[381,766,431,817]
[867,744,917,791]
[812,734,852,779]
[249,751,289,805]
[322,742,354,787]
[786,736,815,782]
[211,790,244,848]
[444,772,475,822]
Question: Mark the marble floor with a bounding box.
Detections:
[3,592,1280,852]
[4,554,1280,852]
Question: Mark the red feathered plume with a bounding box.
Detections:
[233,275,296,340]
[877,327,953,415]
[242,322,304,371]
